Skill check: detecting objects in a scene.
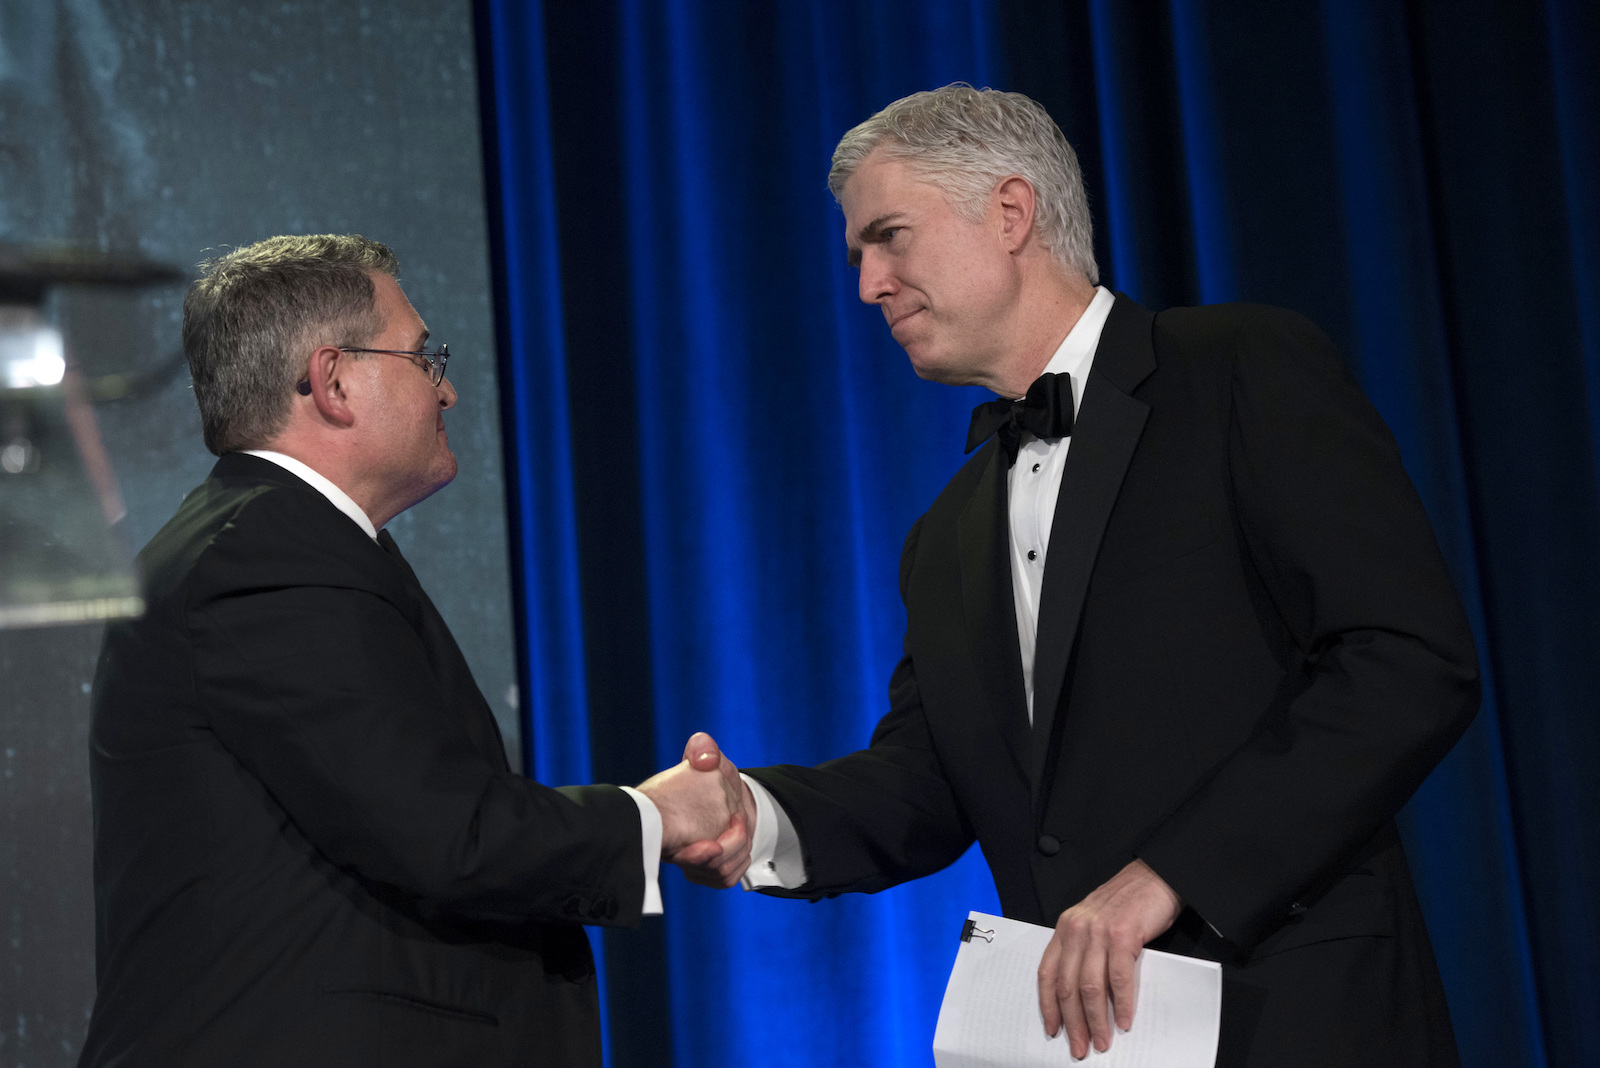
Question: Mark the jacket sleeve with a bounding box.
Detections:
[1136,307,1480,951]
[187,509,644,928]
[744,515,977,898]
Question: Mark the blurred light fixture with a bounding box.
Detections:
[0,245,183,630]
[0,317,67,388]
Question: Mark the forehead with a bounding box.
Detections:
[840,152,953,234]
[371,272,426,339]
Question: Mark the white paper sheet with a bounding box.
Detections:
[933,912,1222,1068]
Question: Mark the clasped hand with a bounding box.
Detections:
[635,732,757,887]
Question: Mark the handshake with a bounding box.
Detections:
[634,732,757,888]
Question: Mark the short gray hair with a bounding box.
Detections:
[829,84,1098,284]
[183,234,399,455]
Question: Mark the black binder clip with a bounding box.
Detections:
[960,919,994,943]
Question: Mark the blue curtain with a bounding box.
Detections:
[478,1,1600,1065]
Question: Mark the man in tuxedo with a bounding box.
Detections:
[82,234,746,1067]
[685,86,1479,1066]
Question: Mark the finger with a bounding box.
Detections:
[681,868,724,888]
[684,731,721,771]
[1056,921,1091,1059]
[1036,934,1064,1036]
[710,813,747,861]
[1109,943,1140,1032]
[709,813,750,884]
[1080,932,1112,1053]
[669,838,723,867]
[714,824,753,887]
[712,847,751,887]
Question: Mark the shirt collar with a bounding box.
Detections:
[1033,285,1115,413]
[241,450,379,540]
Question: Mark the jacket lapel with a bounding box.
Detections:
[1030,295,1157,793]
[380,533,513,773]
[957,443,1032,781]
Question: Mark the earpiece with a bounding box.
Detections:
[297,380,312,395]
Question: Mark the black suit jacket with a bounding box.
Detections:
[747,297,1479,1066]
[81,453,641,1068]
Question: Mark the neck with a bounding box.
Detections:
[987,268,1098,398]
[258,431,401,530]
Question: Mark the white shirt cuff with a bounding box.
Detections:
[619,785,663,916]
[739,773,806,890]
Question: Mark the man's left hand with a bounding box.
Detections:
[1036,859,1184,1059]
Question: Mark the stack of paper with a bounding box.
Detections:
[933,912,1222,1068]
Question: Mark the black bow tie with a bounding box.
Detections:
[965,372,1075,465]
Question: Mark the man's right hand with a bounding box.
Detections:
[636,732,754,872]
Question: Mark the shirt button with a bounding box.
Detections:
[1032,463,1041,472]
[1027,550,1038,561]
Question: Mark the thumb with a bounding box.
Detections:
[684,731,722,771]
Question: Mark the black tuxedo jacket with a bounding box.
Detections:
[747,297,1479,1066]
[81,453,641,1068]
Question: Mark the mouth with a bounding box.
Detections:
[886,308,923,331]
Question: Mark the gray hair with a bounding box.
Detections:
[182,234,399,455]
[828,84,1098,284]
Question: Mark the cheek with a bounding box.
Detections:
[923,234,1013,313]
[941,265,1014,328]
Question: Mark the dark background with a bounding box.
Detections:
[483,1,1597,1067]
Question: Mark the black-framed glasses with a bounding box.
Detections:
[339,343,450,386]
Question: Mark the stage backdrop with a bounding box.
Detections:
[477,1,1599,1066]
[0,3,514,1064]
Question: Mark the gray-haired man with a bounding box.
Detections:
[83,234,746,1067]
[685,86,1477,1067]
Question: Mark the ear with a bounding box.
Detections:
[994,175,1038,254]
[302,344,358,428]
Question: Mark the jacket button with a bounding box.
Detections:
[1037,834,1061,856]
[562,896,582,917]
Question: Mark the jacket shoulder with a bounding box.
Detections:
[1152,302,1342,360]
[138,474,397,614]
[923,445,994,523]
[1146,303,1355,394]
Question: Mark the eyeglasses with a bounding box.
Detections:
[338,344,450,386]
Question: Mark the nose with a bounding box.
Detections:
[857,248,897,306]
[437,376,457,410]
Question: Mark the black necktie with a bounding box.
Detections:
[965,372,1075,465]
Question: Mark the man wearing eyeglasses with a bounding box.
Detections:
[80,234,746,1067]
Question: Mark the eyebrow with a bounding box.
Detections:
[846,213,906,267]
[414,327,430,349]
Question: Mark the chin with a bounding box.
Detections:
[415,455,458,504]
[906,350,965,386]
[436,454,459,487]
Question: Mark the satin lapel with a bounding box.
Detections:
[957,443,1032,781]
[1030,296,1158,794]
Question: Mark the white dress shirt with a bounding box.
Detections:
[741,286,1116,890]
[242,449,665,914]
